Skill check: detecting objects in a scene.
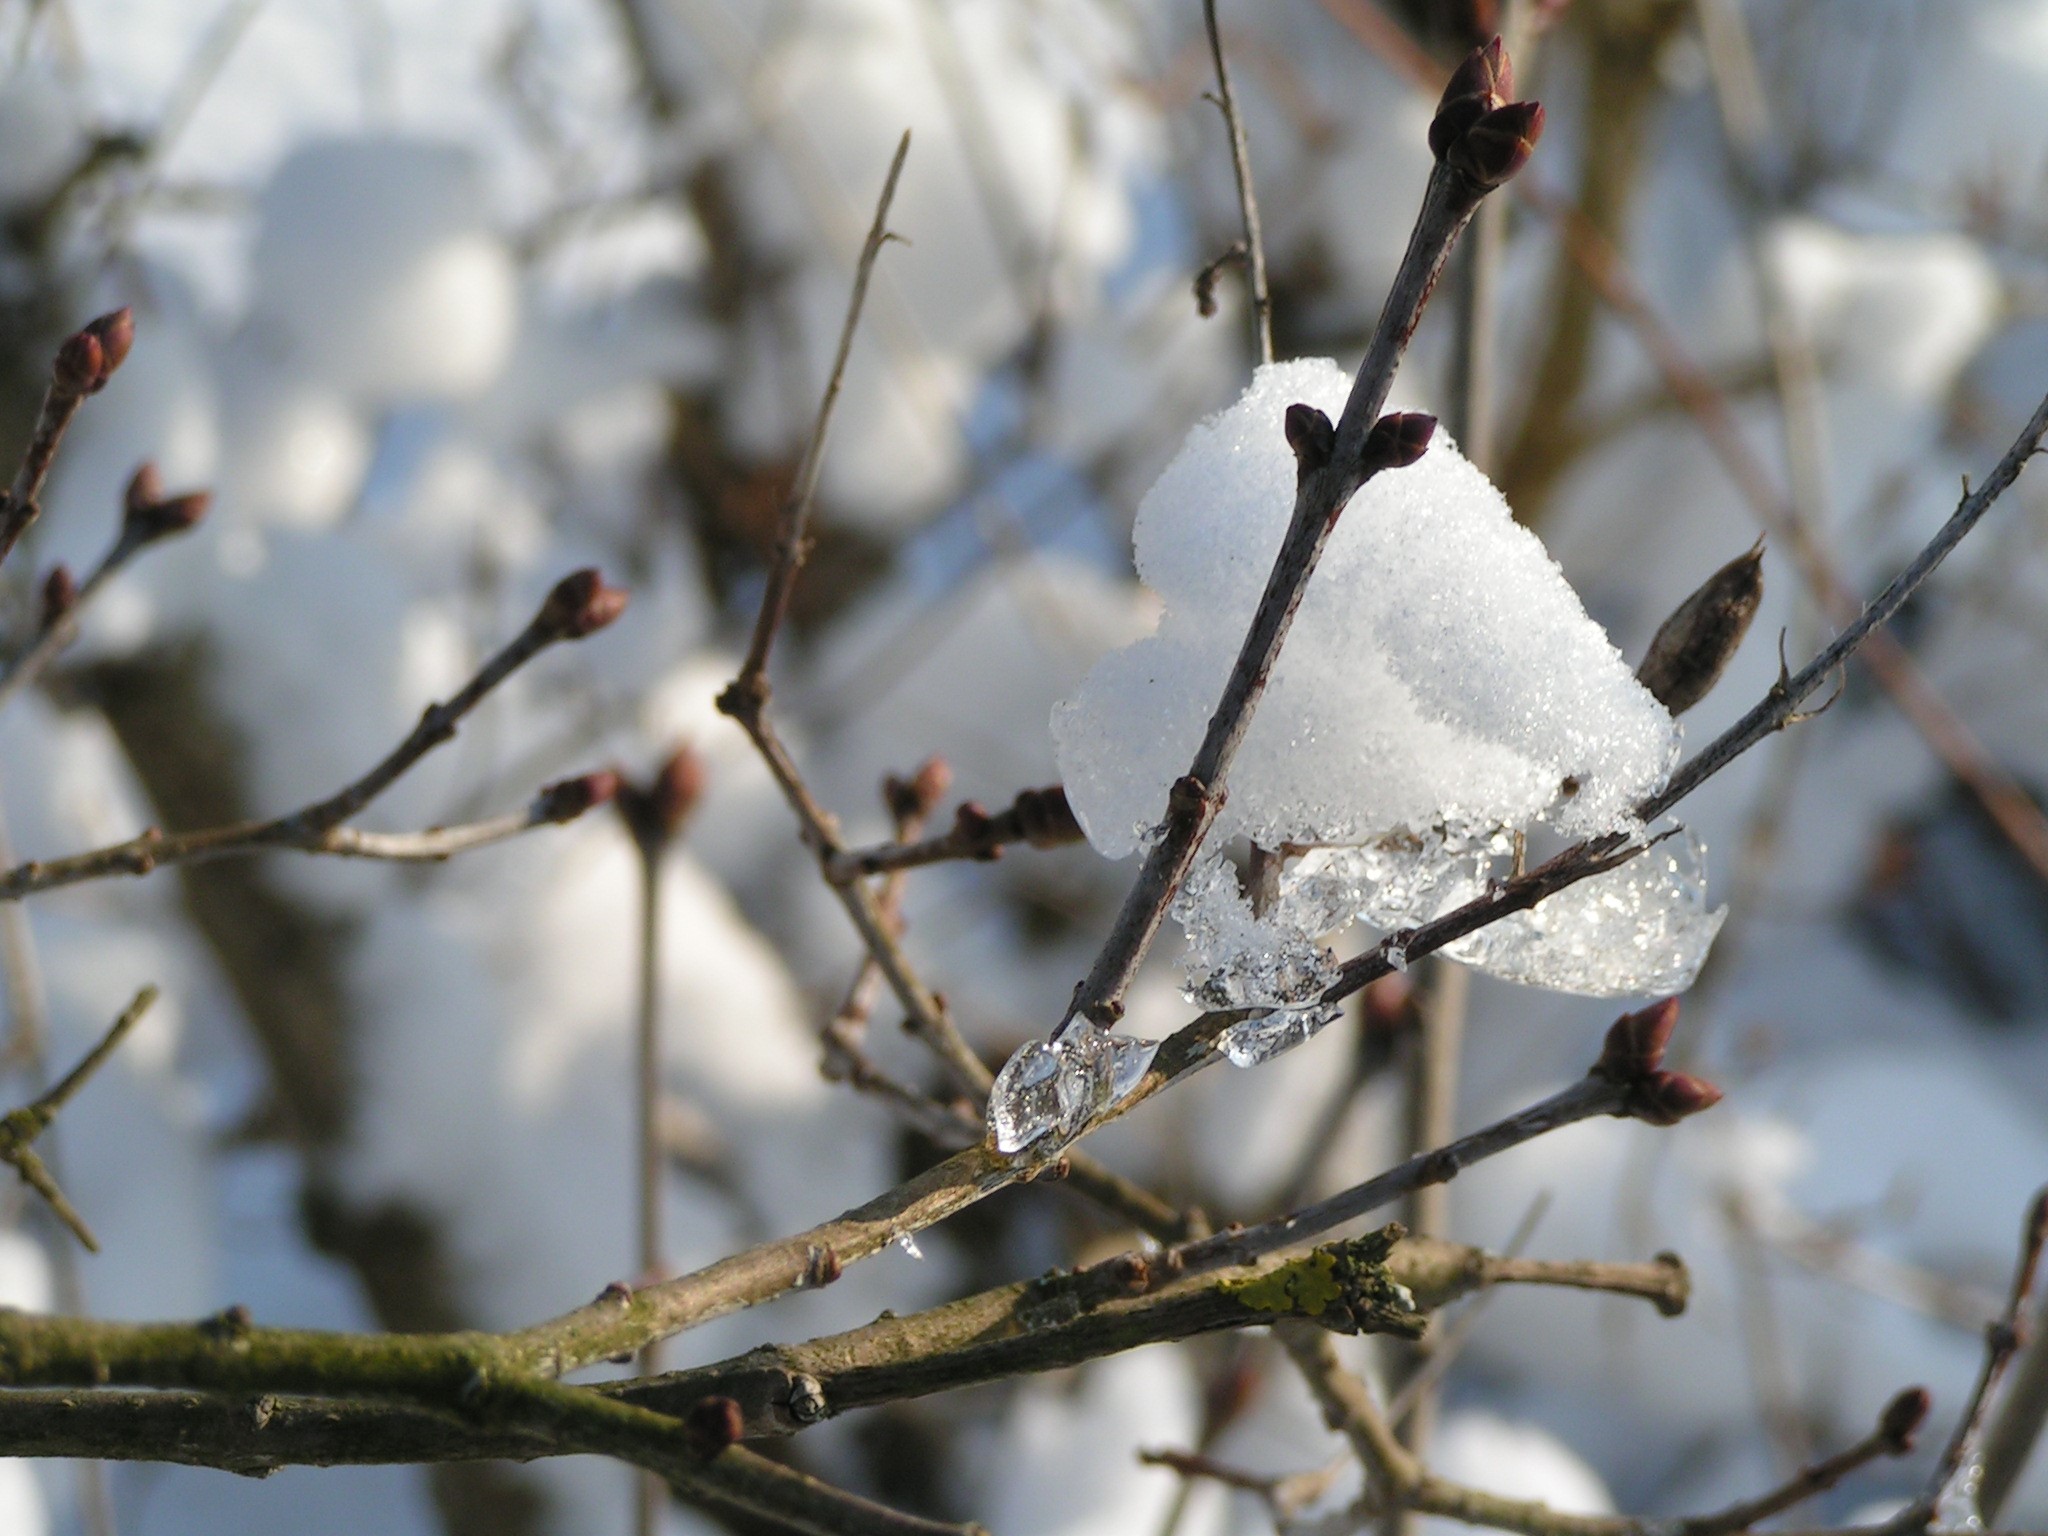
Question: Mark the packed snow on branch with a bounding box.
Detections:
[1044,359,1722,1084]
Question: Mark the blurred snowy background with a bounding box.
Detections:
[1,0,2047,1533]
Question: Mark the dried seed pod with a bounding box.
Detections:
[1636,540,1766,716]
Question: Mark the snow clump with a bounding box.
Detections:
[1054,359,1720,1053]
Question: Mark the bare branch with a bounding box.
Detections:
[1201,0,1272,364]
[0,986,158,1251]
[0,573,628,902]
[825,783,1081,882]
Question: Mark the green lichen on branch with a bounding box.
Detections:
[1218,1226,1421,1336]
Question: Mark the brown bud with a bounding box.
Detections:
[884,755,953,825]
[1595,997,1681,1081]
[953,800,999,857]
[682,1395,745,1459]
[84,308,135,384]
[1879,1386,1931,1453]
[1430,37,1513,159]
[537,568,628,640]
[1627,1070,1723,1127]
[1439,36,1512,110]
[535,770,622,823]
[650,746,707,834]
[1360,971,1418,1037]
[51,308,136,396]
[1363,412,1438,473]
[1636,540,1766,716]
[1014,784,1083,849]
[39,565,77,632]
[1447,100,1545,190]
[52,331,104,398]
[1285,403,1336,473]
[121,464,210,544]
[124,462,164,516]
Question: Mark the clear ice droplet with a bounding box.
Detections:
[987,1027,1159,1155]
[989,1040,1063,1154]
[894,1232,924,1261]
[1217,1002,1339,1068]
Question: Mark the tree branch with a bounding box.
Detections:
[1067,46,1542,1028]
[0,985,157,1250]
[1201,0,1272,365]
[0,572,627,902]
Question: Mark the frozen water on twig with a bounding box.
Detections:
[989,1027,1160,1155]
[1445,829,1725,997]
[1172,857,1338,1010]
[1217,1002,1340,1067]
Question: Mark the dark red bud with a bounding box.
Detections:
[1360,971,1417,1036]
[122,480,211,545]
[39,565,77,632]
[1363,412,1437,471]
[1596,997,1681,1081]
[536,770,622,823]
[1285,404,1336,472]
[1879,1386,1931,1453]
[682,1395,745,1459]
[1629,1070,1723,1127]
[52,331,104,398]
[538,568,628,640]
[124,463,163,516]
[84,308,135,384]
[649,746,707,835]
[885,755,953,825]
[1447,100,1545,189]
[1436,38,1506,112]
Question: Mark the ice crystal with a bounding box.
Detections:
[988,1026,1159,1155]
[1172,857,1338,1011]
[1444,829,1725,997]
[1216,1002,1341,1068]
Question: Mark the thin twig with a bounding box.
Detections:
[733,130,910,689]
[0,575,627,902]
[1202,0,1273,364]
[0,986,157,1250]
[714,132,993,1101]
[1904,1189,2048,1532]
[824,783,1081,883]
[1283,1323,1928,1536]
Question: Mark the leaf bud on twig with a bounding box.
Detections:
[1429,36,1513,160]
[1879,1386,1931,1453]
[1285,404,1335,474]
[1636,540,1766,716]
[616,746,707,852]
[39,565,77,633]
[1446,100,1545,190]
[1594,996,1680,1080]
[121,463,210,546]
[1626,1070,1723,1126]
[1362,412,1438,473]
[536,568,629,640]
[51,308,135,397]
[884,755,953,825]
[535,770,622,824]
